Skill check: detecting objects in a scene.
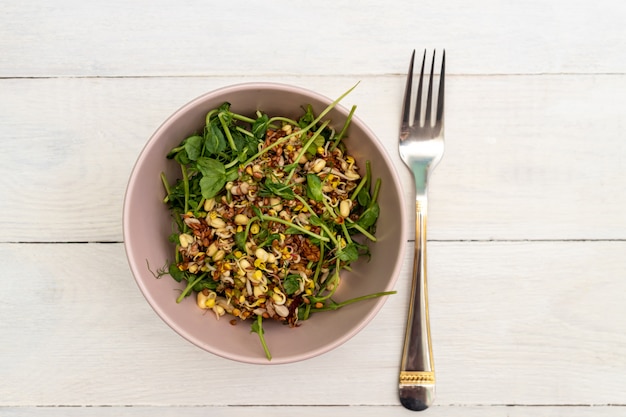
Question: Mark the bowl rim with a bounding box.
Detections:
[122,82,408,364]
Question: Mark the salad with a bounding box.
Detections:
[159,86,392,360]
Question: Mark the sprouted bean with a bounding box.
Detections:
[159,85,394,360]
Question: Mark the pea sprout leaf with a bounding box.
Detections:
[173,150,191,165]
[204,123,227,155]
[200,176,225,200]
[305,134,325,156]
[196,157,227,199]
[308,215,324,227]
[283,274,302,295]
[196,157,225,177]
[250,318,263,334]
[357,202,380,229]
[226,169,240,182]
[258,233,281,248]
[218,109,233,125]
[259,179,295,200]
[234,231,246,251]
[251,316,271,361]
[298,104,315,128]
[337,242,360,262]
[168,263,185,282]
[184,135,203,161]
[306,174,323,202]
[230,128,246,151]
[252,114,270,139]
[193,279,218,292]
[251,205,263,220]
[357,186,371,207]
[217,102,231,112]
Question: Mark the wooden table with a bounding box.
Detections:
[2,1,625,415]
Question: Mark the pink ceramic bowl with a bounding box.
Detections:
[123,83,407,364]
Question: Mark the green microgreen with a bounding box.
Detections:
[261,214,330,242]
[306,174,324,202]
[308,291,397,313]
[283,274,302,295]
[285,120,330,183]
[251,315,271,361]
[218,112,238,152]
[176,272,208,303]
[181,164,190,215]
[331,104,357,151]
[259,179,296,200]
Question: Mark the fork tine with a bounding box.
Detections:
[414,50,426,127]
[401,50,416,127]
[424,50,436,126]
[436,50,446,125]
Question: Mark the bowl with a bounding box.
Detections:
[123,82,407,364]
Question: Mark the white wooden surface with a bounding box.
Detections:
[1,1,625,415]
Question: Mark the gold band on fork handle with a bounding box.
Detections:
[399,199,435,411]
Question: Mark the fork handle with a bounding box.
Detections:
[399,198,435,411]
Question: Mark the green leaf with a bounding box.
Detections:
[244,136,261,158]
[357,202,380,229]
[353,240,372,260]
[306,174,323,202]
[298,104,315,129]
[234,231,246,251]
[337,243,360,262]
[252,114,270,140]
[254,227,268,242]
[196,159,227,199]
[193,279,218,292]
[200,176,225,200]
[237,148,250,163]
[283,274,301,295]
[184,135,203,161]
[205,123,227,155]
[226,169,240,182]
[174,150,190,165]
[308,215,324,227]
[168,232,180,244]
[218,109,233,125]
[168,263,185,282]
[230,128,247,152]
[305,134,325,156]
[251,205,263,220]
[250,319,263,335]
[258,233,281,248]
[217,102,231,113]
[196,157,226,177]
[259,179,295,200]
[357,187,371,207]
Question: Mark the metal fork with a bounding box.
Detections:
[398,49,445,412]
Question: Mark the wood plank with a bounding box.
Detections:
[1,405,624,417]
[2,0,626,77]
[1,75,625,242]
[0,241,624,406]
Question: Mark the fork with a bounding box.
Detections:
[398,49,445,412]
